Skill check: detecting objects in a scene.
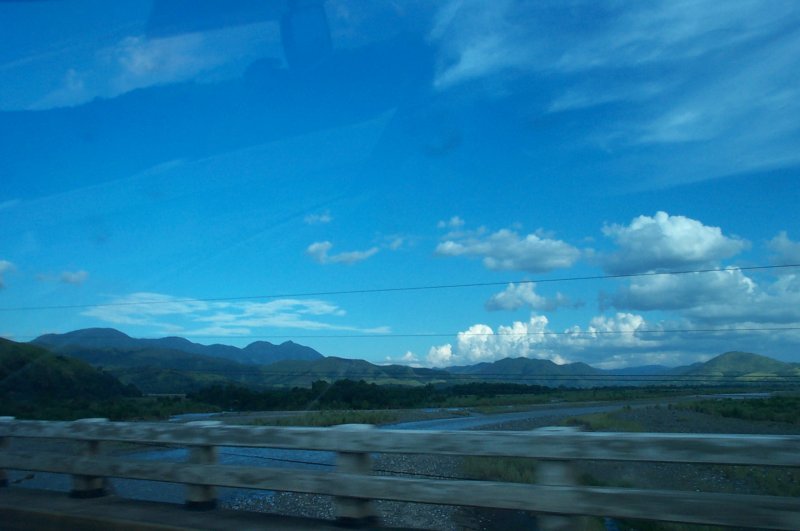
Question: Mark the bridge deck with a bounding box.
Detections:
[0,487,404,530]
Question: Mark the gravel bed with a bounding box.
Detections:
[223,405,800,529]
[221,453,472,530]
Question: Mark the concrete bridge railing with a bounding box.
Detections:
[1,417,799,529]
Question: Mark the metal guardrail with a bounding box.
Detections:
[1,417,799,529]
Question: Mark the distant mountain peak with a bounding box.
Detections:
[32,328,323,366]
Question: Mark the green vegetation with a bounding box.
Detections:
[710,464,800,497]
[251,407,471,427]
[189,379,744,413]
[674,395,800,424]
[188,379,556,411]
[4,395,219,421]
[255,410,405,427]
[0,338,139,401]
[683,351,800,378]
[461,456,539,483]
[562,411,644,432]
[615,522,728,531]
[0,338,220,421]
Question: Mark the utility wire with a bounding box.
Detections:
[11,326,800,341]
[1,263,797,312]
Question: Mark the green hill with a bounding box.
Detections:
[678,351,800,381]
[448,357,606,387]
[0,337,139,405]
[259,357,452,387]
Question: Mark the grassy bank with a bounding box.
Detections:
[673,395,800,424]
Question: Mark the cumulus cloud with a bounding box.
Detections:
[485,282,572,312]
[304,211,333,225]
[427,344,454,367]
[436,228,580,273]
[306,241,380,265]
[422,311,763,369]
[606,266,800,326]
[768,231,800,263]
[0,260,14,289]
[82,292,389,336]
[60,270,89,285]
[601,212,748,274]
[385,351,422,367]
[605,269,754,311]
[428,315,577,367]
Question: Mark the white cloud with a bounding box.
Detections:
[607,268,800,324]
[306,241,380,265]
[28,21,282,110]
[0,260,14,289]
[432,1,797,88]
[427,343,454,367]
[60,270,89,285]
[437,215,465,229]
[430,0,529,89]
[430,1,800,180]
[385,351,422,367]
[605,269,755,311]
[304,212,333,225]
[682,273,800,325]
[485,282,572,312]
[427,315,574,367]
[601,212,748,274]
[82,292,388,336]
[436,228,580,273]
[387,237,405,250]
[423,311,773,369]
[768,231,800,263]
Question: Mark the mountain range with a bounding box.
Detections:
[33,328,323,365]
[23,328,800,392]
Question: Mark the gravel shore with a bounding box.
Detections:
[222,404,800,530]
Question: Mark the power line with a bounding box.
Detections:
[134,371,800,381]
[1,263,797,312]
[11,326,800,342]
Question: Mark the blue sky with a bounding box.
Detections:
[1,0,799,368]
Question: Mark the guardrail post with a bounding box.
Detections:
[185,420,221,510]
[0,417,13,487]
[70,418,108,498]
[535,427,585,531]
[334,424,379,527]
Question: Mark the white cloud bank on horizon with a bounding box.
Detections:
[426,312,661,368]
[425,309,800,369]
[81,292,389,337]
